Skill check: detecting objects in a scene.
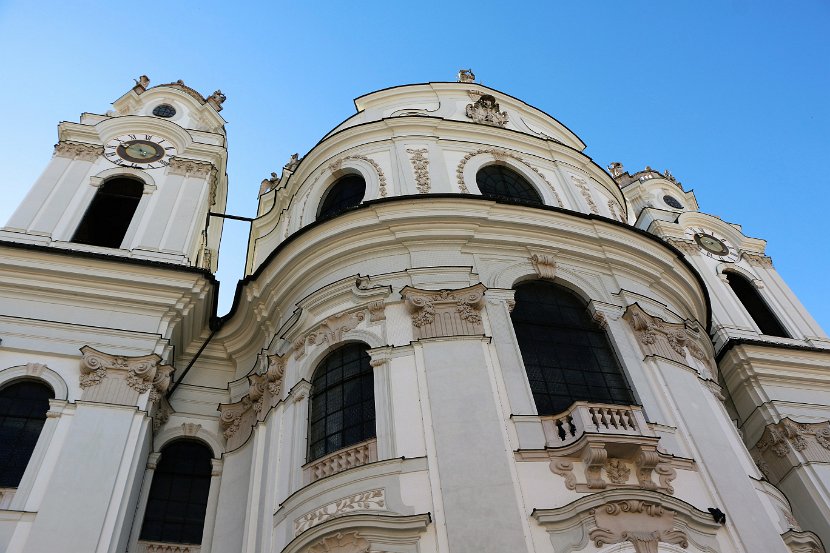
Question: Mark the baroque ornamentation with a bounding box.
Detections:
[665,237,700,256]
[79,346,173,404]
[742,251,774,268]
[751,418,830,485]
[457,68,475,82]
[25,362,47,376]
[608,199,626,222]
[465,94,508,127]
[400,283,486,339]
[366,300,386,322]
[294,310,367,360]
[406,148,430,193]
[54,140,103,161]
[455,148,562,205]
[306,532,370,553]
[168,157,216,178]
[294,488,386,534]
[570,175,599,214]
[530,253,556,280]
[284,152,300,172]
[605,458,631,484]
[304,439,378,483]
[623,303,717,380]
[589,499,689,553]
[329,154,387,197]
[608,162,625,178]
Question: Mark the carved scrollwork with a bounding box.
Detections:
[329,154,387,197]
[589,499,689,553]
[465,94,508,127]
[530,253,556,280]
[570,175,599,215]
[400,283,486,339]
[294,488,386,534]
[306,532,370,553]
[54,140,103,161]
[406,148,430,193]
[79,346,172,405]
[752,418,830,484]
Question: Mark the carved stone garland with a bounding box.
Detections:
[400,283,486,339]
[455,148,563,206]
[54,140,103,162]
[306,532,370,553]
[570,175,599,214]
[465,94,508,127]
[218,353,286,451]
[622,304,717,380]
[608,199,626,222]
[752,418,830,485]
[294,488,386,534]
[329,155,387,197]
[79,345,173,406]
[406,148,430,193]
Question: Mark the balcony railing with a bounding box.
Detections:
[540,402,652,448]
[135,541,200,553]
[303,438,378,484]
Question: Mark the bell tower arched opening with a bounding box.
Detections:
[72,177,144,248]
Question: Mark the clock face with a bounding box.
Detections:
[104,134,177,169]
[684,227,739,262]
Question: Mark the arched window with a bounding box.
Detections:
[725,271,789,338]
[476,165,543,205]
[0,380,53,487]
[72,177,144,248]
[139,440,212,545]
[317,175,366,220]
[511,281,634,415]
[308,343,375,461]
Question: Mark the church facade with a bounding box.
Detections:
[1,73,829,553]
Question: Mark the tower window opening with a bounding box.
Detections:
[317,175,366,221]
[725,272,789,338]
[72,177,144,248]
[476,165,543,205]
[0,380,53,487]
[511,280,635,415]
[152,104,176,118]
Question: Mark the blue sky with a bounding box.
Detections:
[1,1,828,332]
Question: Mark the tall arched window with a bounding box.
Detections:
[72,177,144,248]
[476,165,543,205]
[317,175,366,220]
[0,380,54,487]
[511,281,634,415]
[308,343,375,461]
[725,271,789,338]
[139,440,212,545]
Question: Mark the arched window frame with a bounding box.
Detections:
[0,378,55,490]
[458,152,561,207]
[298,158,384,229]
[474,163,544,206]
[316,173,367,221]
[721,268,790,338]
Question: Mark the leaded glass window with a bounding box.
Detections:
[476,165,543,205]
[0,380,53,487]
[511,281,634,415]
[317,175,366,220]
[139,440,212,545]
[308,343,375,462]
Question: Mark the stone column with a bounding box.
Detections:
[201,458,223,553]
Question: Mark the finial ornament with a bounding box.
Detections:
[607,162,625,177]
[134,75,150,88]
[457,68,475,83]
[207,89,227,111]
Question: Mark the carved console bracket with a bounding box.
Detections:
[782,528,826,553]
[79,346,173,408]
[400,283,486,339]
[751,418,830,485]
[623,303,717,381]
[293,309,367,361]
[218,353,286,451]
[533,489,721,553]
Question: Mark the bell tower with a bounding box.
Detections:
[0,76,228,271]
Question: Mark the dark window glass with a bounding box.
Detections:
[0,381,53,487]
[476,165,543,205]
[72,178,144,248]
[663,195,683,209]
[317,175,366,220]
[152,104,176,118]
[511,281,635,415]
[308,343,375,462]
[139,440,212,545]
[725,272,789,338]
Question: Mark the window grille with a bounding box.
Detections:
[317,175,366,220]
[476,165,542,205]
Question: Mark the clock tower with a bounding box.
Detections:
[0,76,228,271]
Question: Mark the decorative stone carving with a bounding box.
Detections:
[623,303,717,380]
[168,157,216,178]
[608,199,626,222]
[465,94,508,127]
[182,422,202,436]
[530,253,556,280]
[207,89,226,111]
[366,300,386,322]
[590,499,689,553]
[54,141,103,161]
[304,439,378,483]
[665,237,699,256]
[751,419,830,484]
[134,74,150,91]
[307,532,370,553]
[152,398,173,431]
[294,310,367,359]
[742,252,774,268]
[782,528,826,553]
[663,169,681,187]
[608,162,625,178]
[583,444,608,489]
[457,68,475,82]
[406,148,430,193]
[329,154,387,197]
[550,460,577,490]
[294,488,386,534]
[592,311,608,329]
[455,148,562,205]
[570,175,599,214]
[79,346,173,406]
[605,458,631,484]
[400,283,486,339]
[139,541,200,553]
[284,152,300,172]
[260,172,280,195]
[25,362,47,377]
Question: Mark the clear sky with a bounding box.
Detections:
[1,1,828,332]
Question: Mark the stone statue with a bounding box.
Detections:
[457,69,476,83]
[207,89,227,112]
[259,172,279,196]
[465,94,508,127]
[284,153,300,172]
[607,162,624,177]
[134,75,150,89]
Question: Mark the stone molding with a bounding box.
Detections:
[329,154,387,197]
[54,140,103,161]
[79,346,173,407]
[781,528,826,553]
[293,309,368,360]
[570,175,599,215]
[280,513,431,553]
[465,94,508,127]
[742,251,774,268]
[532,489,721,553]
[455,148,563,205]
[303,438,378,484]
[295,488,386,535]
[405,148,430,193]
[0,363,69,400]
[530,253,557,280]
[400,283,486,339]
[665,237,699,256]
[168,157,216,178]
[751,418,830,485]
[623,303,716,380]
[218,353,286,451]
[307,532,369,553]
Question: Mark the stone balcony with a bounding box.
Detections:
[135,541,200,553]
[303,438,378,484]
[540,402,654,449]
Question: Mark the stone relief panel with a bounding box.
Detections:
[465,94,508,127]
[570,175,599,215]
[751,418,830,485]
[405,148,430,193]
[400,283,486,339]
[306,532,370,553]
[79,346,173,407]
[294,488,386,535]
